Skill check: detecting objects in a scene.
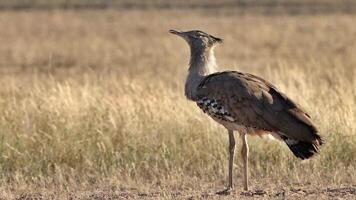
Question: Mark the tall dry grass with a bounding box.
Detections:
[0,9,355,197]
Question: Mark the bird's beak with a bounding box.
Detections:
[169,29,184,37]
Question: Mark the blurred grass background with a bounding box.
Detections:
[0,0,355,198]
[1,0,356,14]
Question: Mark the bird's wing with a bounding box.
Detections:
[196,71,323,144]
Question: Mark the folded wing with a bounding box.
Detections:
[196,71,324,159]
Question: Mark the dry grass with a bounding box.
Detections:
[0,8,355,199]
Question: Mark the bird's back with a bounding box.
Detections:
[195,71,324,159]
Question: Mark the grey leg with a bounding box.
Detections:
[241,133,249,191]
[228,129,235,189]
[216,129,235,195]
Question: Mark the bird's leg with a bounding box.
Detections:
[227,129,235,189]
[241,132,249,191]
[216,129,235,195]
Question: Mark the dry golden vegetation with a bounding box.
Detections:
[2,0,356,13]
[0,7,355,199]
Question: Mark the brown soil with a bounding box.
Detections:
[15,186,356,200]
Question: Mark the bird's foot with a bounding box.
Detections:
[240,190,253,196]
[216,187,234,195]
[240,189,267,197]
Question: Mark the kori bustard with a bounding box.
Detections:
[169,29,324,193]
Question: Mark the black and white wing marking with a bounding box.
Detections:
[196,97,235,122]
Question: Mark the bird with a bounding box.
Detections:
[169,29,324,194]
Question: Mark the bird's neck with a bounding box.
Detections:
[185,47,217,100]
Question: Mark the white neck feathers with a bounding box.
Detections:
[185,47,217,100]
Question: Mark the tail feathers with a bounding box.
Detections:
[284,136,324,160]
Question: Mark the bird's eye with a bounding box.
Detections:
[191,34,202,39]
[197,34,206,38]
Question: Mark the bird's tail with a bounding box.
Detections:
[283,135,324,160]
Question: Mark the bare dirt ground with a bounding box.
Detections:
[14,186,356,199]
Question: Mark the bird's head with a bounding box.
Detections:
[169,29,223,51]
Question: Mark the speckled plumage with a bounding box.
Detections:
[196,97,235,122]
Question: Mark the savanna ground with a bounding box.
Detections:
[0,1,355,199]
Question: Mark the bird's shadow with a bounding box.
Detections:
[212,188,267,197]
